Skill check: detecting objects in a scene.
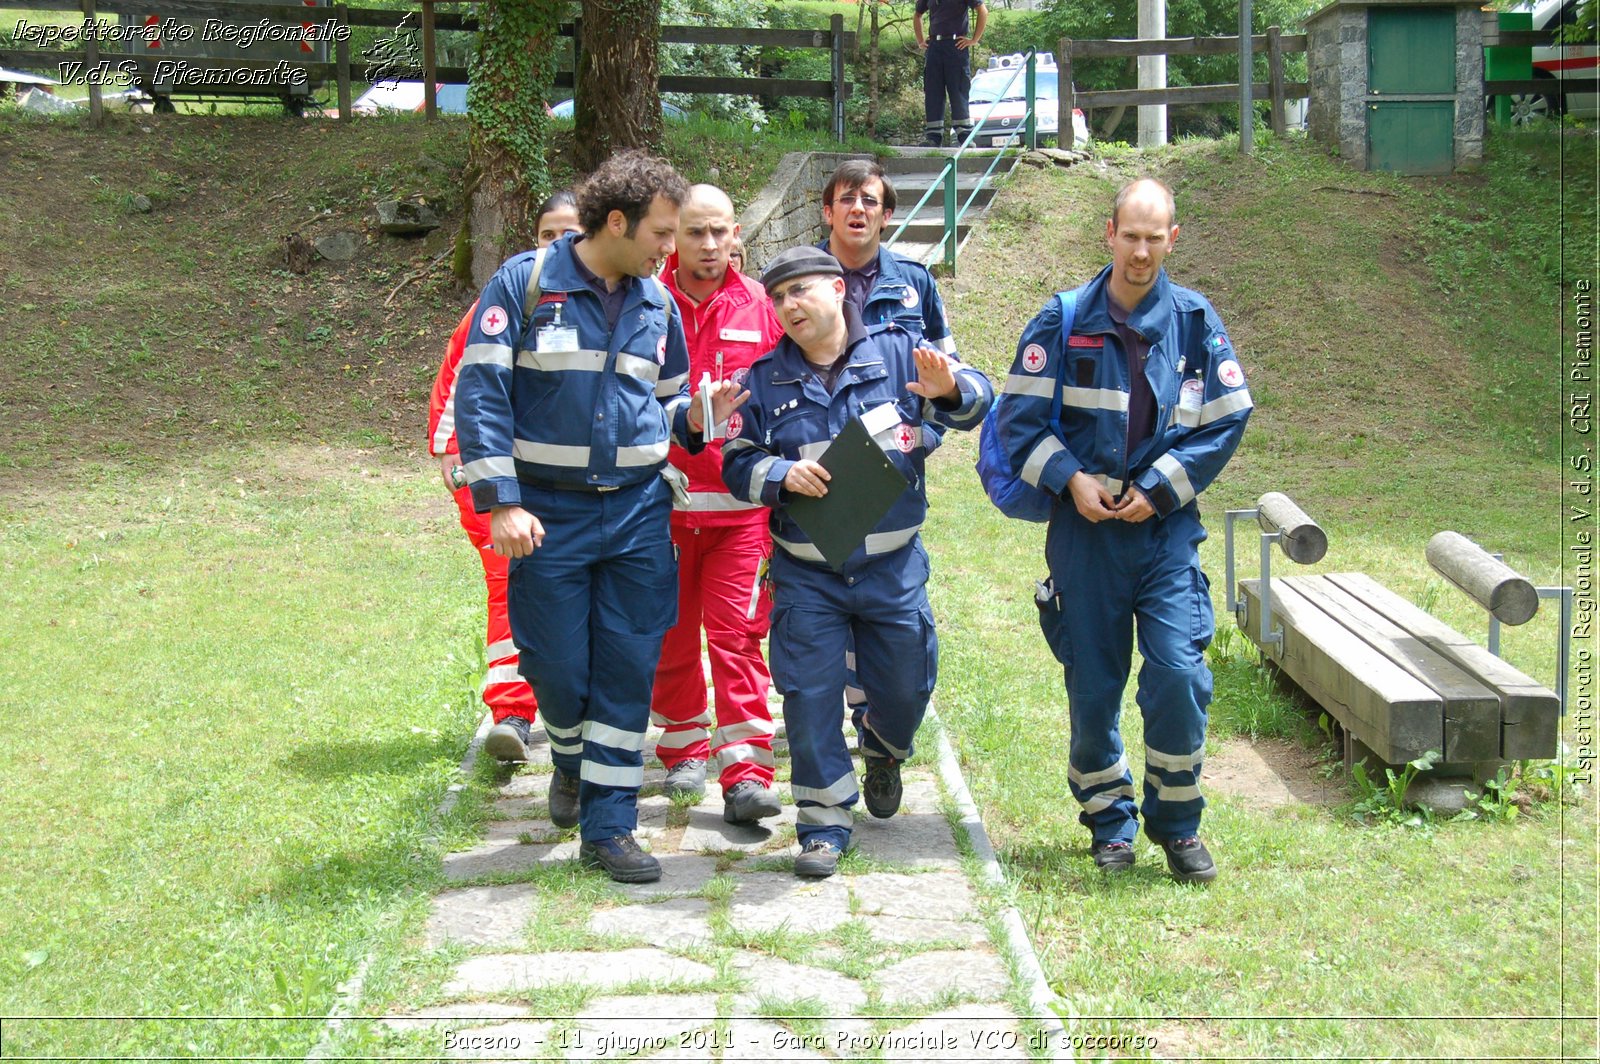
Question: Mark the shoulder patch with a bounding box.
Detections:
[479,305,510,336]
[1207,332,1230,353]
[1022,344,1047,373]
[1067,335,1104,348]
[900,286,920,309]
[1217,359,1245,388]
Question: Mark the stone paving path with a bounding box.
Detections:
[367,695,1062,1063]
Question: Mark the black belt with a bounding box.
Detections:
[929,34,963,41]
[523,477,620,494]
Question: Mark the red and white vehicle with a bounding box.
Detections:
[1510,0,1598,123]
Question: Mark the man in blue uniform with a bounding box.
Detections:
[722,246,993,878]
[913,0,987,147]
[455,151,747,884]
[1001,178,1251,882]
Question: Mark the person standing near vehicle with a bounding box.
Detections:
[1001,178,1252,882]
[650,185,787,825]
[429,190,581,763]
[914,0,987,147]
[454,151,747,884]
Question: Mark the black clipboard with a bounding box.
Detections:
[785,416,912,572]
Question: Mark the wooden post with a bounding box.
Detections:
[1059,38,1074,148]
[422,0,438,120]
[1267,25,1286,135]
[1256,491,1327,564]
[336,3,351,120]
[1238,0,1253,153]
[83,0,103,127]
[1426,532,1540,626]
[830,13,845,141]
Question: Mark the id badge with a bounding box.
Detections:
[537,324,579,351]
[1178,378,1204,413]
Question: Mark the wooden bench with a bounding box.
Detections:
[1227,494,1563,772]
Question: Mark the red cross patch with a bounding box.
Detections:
[1022,344,1047,373]
[479,305,509,336]
[900,287,920,309]
[656,335,668,364]
[893,423,918,453]
[1218,359,1245,388]
[726,413,744,438]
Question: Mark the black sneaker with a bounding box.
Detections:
[579,834,661,883]
[1158,835,1217,883]
[1090,839,1135,873]
[484,715,532,763]
[793,838,842,878]
[547,767,580,829]
[920,135,943,148]
[723,781,782,824]
[862,756,902,819]
[662,758,707,800]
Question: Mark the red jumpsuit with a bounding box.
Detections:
[428,301,539,725]
[652,259,785,791]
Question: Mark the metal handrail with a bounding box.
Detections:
[884,49,1039,274]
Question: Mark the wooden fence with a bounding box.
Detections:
[1055,27,1309,147]
[0,0,853,134]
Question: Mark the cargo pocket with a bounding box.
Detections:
[1191,567,1215,652]
[1036,576,1073,668]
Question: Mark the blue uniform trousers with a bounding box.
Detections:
[507,476,677,842]
[1040,504,1214,845]
[923,39,973,142]
[769,544,939,851]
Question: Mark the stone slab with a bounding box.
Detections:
[679,802,796,854]
[587,897,714,947]
[498,772,550,799]
[491,796,543,820]
[443,949,714,997]
[849,811,960,870]
[728,955,867,1015]
[856,913,989,947]
[606,854,721,901]
[485,819,558,844]
[849,871,974,921]
[873,948,1011,1006]
[895,774,942,815]
[572,994,721,1058]
[882,1004,1029,1061]
[424,883,538,949]
[726,872,852,935]
[442,840,580,883]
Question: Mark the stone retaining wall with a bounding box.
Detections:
[737,151,872,274]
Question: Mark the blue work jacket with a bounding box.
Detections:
[455,235,697,511]
[721,311,992,573]
[1002,265,1252,519]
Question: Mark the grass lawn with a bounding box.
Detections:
[0,106,1594,1060]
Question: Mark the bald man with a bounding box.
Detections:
[1002,178,1252,883]
[650,185,788,825]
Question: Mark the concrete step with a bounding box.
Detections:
[881,148,1018,175]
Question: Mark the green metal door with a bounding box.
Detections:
[1367,6,1457,173]
[1368,101,1455,174]
[1369,6,1456,92]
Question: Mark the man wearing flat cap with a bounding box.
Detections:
[721,246,993,878]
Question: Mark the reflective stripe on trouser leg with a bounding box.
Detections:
[1133,521,1213,841]
[650,521,713,766]
[509,479,677,842]
[1046,507,1141,845]
[701,521,775,788]
[768,558,855,852]
[454,485,537,723]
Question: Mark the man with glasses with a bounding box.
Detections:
[721,246,993,878]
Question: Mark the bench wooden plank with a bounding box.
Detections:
[1326,573,1560,759]
[1237,578,1442,761]
[1284,576,1502,761]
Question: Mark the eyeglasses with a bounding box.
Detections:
[770,280,817,307]
[833,193,881,210]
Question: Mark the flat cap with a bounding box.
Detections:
[760,245,843,294]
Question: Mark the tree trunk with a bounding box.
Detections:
[574,0,664,173]
[458,0,562,288]
[867,2,880,136]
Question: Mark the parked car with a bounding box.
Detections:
[1506,0,1598,123]
[548,98,688,122]
[968,53,1090,147]
[351,81,468,115]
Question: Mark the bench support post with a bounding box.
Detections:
[1483,552,1574,717]
[1225,507,1284,654]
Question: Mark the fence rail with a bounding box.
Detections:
[1,0,853,132]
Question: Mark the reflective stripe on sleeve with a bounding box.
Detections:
[1020,436,1064,488]
[513,439,591,468]
[617,440,670,468]
[486,639,518,663]
[462,343,515,369]
[1153,453,1196,506]
[464,456,517,481]
[934,334,957,354]
[1200,388,1253,424]
[686,491,761,512]
[656,370,689,398]
[616,352,662,384]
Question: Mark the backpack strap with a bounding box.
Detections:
[519,246,549,333]
[1047,287,1081,445]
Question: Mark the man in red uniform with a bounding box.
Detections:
[428,192,580,762]
[651,184,787,824]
